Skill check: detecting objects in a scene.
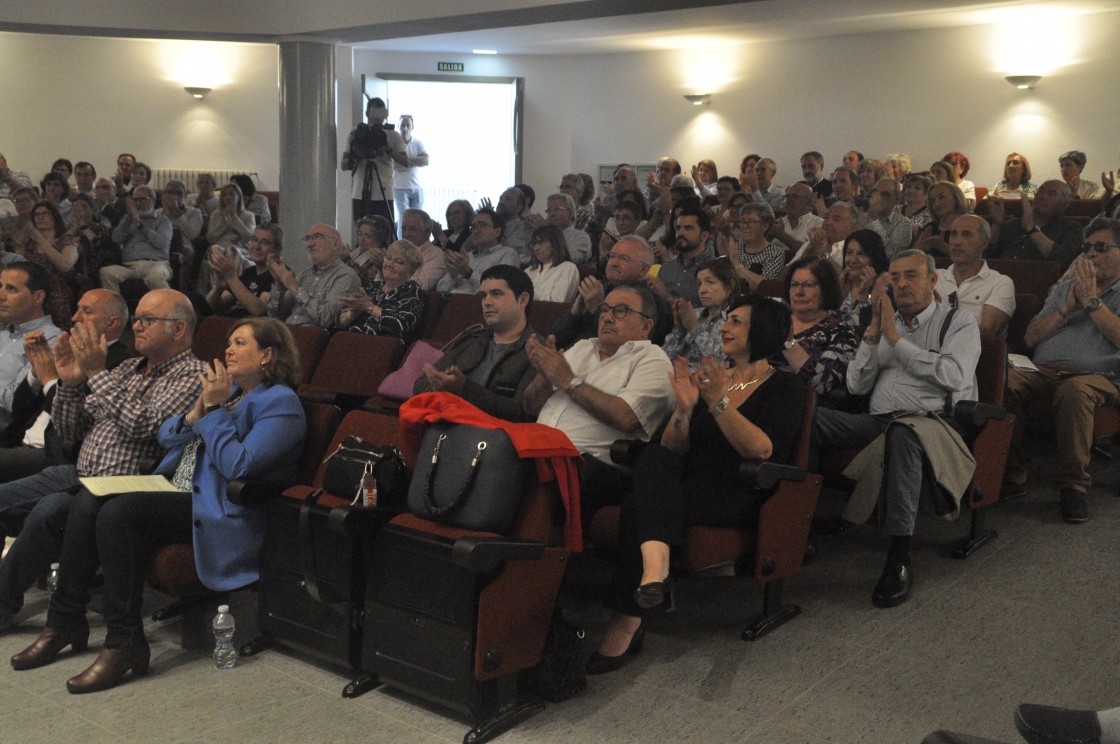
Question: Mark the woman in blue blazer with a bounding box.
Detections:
[11,317,306,694]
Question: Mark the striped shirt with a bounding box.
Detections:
[53,348,204,477]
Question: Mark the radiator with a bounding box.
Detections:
[150,168,259,191]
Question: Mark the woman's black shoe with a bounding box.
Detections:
[585,626,645,675]
[634,577,675,611]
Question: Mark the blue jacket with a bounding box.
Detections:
[157,383,306,591]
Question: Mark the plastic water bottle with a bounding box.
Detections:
[46,563,60,593]
[212,604,237,669]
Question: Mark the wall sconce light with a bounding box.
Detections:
[1004,75,1041,90]
[683,93,712,106]
[184,86,212,99]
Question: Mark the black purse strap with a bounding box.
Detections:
[422,433,487,518]
[298,488,325,603]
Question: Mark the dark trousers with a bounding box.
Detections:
[47,490,193,647]
[0,465,82,614]
[607,444,686,617]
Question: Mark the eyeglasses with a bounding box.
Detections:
[304,232,328,242]
[789,280,820,290]
[737,219,763,228]
[1083,241,1120,254]
[597,303,650,320]
[133,316,177,329]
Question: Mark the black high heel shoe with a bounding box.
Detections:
[634,576,675,611]
[585,626,645,675]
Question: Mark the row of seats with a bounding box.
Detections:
[189,293,573,411]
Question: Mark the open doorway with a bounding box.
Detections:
[360,74,522,231]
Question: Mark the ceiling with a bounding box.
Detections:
[352,0,1118,55]
[2,0,1116,54]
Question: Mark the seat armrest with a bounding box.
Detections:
[610,439,645,467]
[227,479,285,507]
[452,537,545,572]
[739,459,807,490]
[953,400,1007,428]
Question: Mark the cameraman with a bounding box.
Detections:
[341,97,408,229]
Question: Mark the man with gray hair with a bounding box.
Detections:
[788,202,860,266]
[935,215,1015,337]
[741,158,786,211]
[987,179,1084,270]
[543,192,592,265]
[101,185,174,292]
[1003,217,1120,523]
[156,179,204,278]
[266,223,362,328]
[815,248,980,608]
[399,208,447,290]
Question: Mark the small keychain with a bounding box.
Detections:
[361,463,378,507]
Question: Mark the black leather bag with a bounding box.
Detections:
[407,423,527,534]
[322,435,408,511]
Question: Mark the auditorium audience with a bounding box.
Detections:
[525,224,579,303]
[340,238,425,342]
[987,179,1084,269]
[661,256,739,366]
[992,152,1037,199]
[941,151,976,207]
[727,202,785,289]
[838,229,891,327]
[585,296,800,673]
[775,257,858,395]
[935,215,1015,337]
[9,316,305,693]
[21,201,79,327]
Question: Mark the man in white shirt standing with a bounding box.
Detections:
[393,115,429,230]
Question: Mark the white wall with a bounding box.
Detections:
[0,32,280,189]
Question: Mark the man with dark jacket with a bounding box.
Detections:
[415,265,537,421]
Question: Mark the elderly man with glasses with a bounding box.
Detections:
[264,223,361,328]
[525,283,674,526]
[1003,217,1120,523]
[100,185,174,293]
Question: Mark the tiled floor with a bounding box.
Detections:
[3,443,1119,744]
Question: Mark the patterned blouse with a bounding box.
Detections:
[662,306,728,367]
[772,310,858,395]
[736,239,787,279]
[904,205,933,232]
[347,279,425,342]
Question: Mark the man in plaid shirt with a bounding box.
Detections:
[0,289,203,631]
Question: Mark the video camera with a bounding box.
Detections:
[349,122,392,162]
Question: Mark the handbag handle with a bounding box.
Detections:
[422,433,487,518]
[298,488,325,603]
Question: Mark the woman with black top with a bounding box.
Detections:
[587,296,804,674]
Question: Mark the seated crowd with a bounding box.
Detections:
[0,143,1119,695]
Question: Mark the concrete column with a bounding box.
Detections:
[279,41,336,273]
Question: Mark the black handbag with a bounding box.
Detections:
[322,435,408,511]
[520,605,586,703]
[407,423,527,534]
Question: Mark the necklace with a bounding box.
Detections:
[727,366,774,391]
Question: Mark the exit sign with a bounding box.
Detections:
[438,62,464,72]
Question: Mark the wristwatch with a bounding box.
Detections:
[1086,297,1103,313]
[204,403,223,414]
[711,396,731,416]
[566,376,585,394]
